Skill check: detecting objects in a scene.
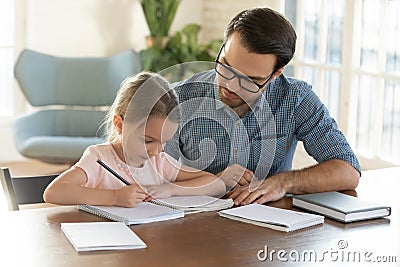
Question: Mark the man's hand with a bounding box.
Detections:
[227,160,360,206]
[217,164,254,189]
[227,173,289,205]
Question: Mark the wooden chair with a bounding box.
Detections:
[0,167,58,211]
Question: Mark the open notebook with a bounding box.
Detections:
[78,202,184,225]
[219,204,324,232]
[150,195,234,213]
[61,222,146,252]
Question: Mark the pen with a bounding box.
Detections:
[96,159,131,185]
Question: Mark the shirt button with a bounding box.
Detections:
[234,148,238,154]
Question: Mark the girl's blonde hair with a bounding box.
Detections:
[104,71,180,143]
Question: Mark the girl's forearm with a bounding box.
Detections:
[171,178,226,197]
[43,182,117,206]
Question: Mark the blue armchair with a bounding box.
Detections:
[14,49,142,164]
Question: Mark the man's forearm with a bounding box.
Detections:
[226,159,361,205]
[284,159,360,195]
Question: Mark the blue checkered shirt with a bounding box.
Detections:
[165,70,361,179]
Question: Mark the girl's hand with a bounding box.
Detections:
[114,184,146,207]
[144,184,174,199]
[217,164,254,189]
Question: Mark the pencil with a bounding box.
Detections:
[96,159,131,186]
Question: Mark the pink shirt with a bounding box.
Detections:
[75,143,181,189]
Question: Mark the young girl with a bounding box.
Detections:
[44,72,226,207]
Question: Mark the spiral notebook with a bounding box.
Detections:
[78,202,184,225]
[219,204,324,232]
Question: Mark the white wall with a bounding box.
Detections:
[23,0,203,56]
[202,0,283,42]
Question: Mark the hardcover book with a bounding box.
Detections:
[292,191,391,223]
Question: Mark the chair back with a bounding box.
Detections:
[0,167,58,211]
[13,49,142,164]
[14,49,142,107]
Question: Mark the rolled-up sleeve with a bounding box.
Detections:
[294,86,361,175]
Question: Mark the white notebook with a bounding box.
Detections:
[61,222,146,252]
[78,202,184,225]
[219,204,324,232]
[151,196,234,213]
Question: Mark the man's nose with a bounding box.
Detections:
[225,78,241,93]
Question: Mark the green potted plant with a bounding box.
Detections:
[140,23,222,78]
[140,0,181,47]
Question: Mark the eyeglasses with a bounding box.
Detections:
[214,43,274,93]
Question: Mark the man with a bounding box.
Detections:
[165,7,361,205]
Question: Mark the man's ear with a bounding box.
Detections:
[113,114,123,135]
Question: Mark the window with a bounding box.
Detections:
[285,0,345,121]
[285,0,400,165]
[354,0,400,163]
[0,0,15,117]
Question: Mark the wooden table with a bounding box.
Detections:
[1,167,399,266]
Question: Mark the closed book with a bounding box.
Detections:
[292,192,391,223]
[151,195,234,213]
[61,222,146,252]
[218,204,324,232]
[78,202,184,225]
